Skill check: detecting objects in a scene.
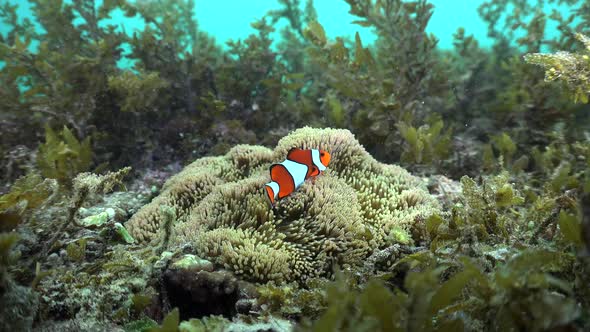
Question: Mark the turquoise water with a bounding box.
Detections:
[2,0,567,51]
[193,0,491,49]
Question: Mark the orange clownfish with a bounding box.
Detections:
[264,148,331,205]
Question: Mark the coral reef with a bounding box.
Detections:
[127,127,439,283]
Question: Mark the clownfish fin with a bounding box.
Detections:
[309,165,320,177]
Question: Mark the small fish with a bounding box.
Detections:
[264,148,331,205]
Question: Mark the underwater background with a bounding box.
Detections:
[2,0,515,49]
[1,0,590,331]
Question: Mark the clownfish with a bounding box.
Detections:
[264,148,331,205]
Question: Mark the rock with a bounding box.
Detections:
[154,251,174,270]
[235,298,256,314]
[484,246,512,263]
[163,264,239,320]
[46,253,61,267]
[428,175,462,209]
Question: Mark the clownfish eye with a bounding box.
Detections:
[320,152,325,157]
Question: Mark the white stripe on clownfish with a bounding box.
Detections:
[280,159,308,188]
[311,149,326,171]
[266,181,279,200]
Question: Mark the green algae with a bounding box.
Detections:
[66,238,87,262]
[177,316,229,332]
[169,254,213,271]
[108,70,170,113]
[80,209,114,228]
[123,318,158,332]
[37,126,93,188]
[149,308,179,332]
[301,250,580,331]
[115,222,135,244]
[397,117,452,166]
[525,33,590,103]
[144,308,233,332]
[0,173,57,231]
[0,232,19,289]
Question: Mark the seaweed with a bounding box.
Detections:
[302,249,580,331]
[478,0,590,52]
[149,308,179,332]
[0,0,125,136]
[37,125,93,188]
[396,117,452,167]
[0,232,19,290]
[177,316,229,332]
[299,0,451,162]
[0,0,588,175]
[124,318,158,332]
[558,210,584,248]
[65,238,87,262]
[0,173,57,231]
[525,33,590,103]
[428,172,524,250]
[490,132,517,166]
[257,281,327,318]
[108,70,170,113]
[139,307,231,332]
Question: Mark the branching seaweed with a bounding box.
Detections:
[525,33,590,103]
[37,126,93,188]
